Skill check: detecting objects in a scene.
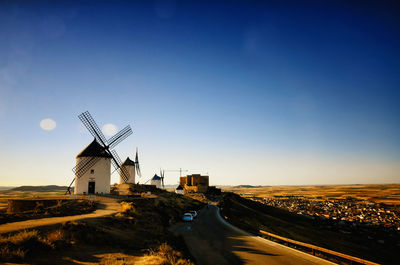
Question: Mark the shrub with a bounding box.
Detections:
[135,243,194,265]
[0,230,52,262]
[120,202,136,215]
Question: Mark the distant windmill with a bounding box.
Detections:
[66,111,132,194]
[119,148,142,184]
[143,168,188,189]
[144,169,163,189]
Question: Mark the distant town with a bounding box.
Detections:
[242,195,400,231]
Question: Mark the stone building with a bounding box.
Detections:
[179,174,209,193]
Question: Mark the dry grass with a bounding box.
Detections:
[0,230,55,262]
[184,193,207,204]
[0,190,201,264]
[223,184,400,205]
[120,202,136,215]
[99,253,137,265]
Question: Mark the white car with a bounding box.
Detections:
[189,210,198,218]
[182,213,193,222]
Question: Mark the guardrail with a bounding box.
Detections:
[259,230,380,265]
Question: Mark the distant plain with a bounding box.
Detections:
[222,184,400,205]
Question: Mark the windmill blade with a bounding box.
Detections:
[73,156,101,178]
[110,149,130,182]
[135,148,141,177]
[136,163,141,178]
[65,177,75,195]
[161,170,165,188]
[110,154,129,182]
[79,111,108,147]
[144,177,152,184]
[108,125,132,149]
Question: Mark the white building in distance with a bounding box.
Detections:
[175,185,184,195]
[74,139,112,194]
[120,157,136,184]
[150,174,162,189]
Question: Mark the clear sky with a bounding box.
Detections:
[0,0,399,186]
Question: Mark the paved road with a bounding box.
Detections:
[0,196,120,234]
[171,205,336,265]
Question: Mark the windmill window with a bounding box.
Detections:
[90,169,94,174]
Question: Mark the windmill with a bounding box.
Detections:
[143,169,164,189]
[66,111,132,194]
[119,148,141,184]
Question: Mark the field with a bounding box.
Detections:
[222,184,400,204]
[0,190,66,211]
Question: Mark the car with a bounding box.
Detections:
[189,210,198,218]
[182,213,193,222]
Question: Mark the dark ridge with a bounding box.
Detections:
[233,185,263,188]
[10,185,69,192]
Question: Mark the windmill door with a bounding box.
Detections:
[88,181,95,194]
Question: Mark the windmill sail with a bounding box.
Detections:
[67,111,133,193]
[73,156,101,178]
[135,148,141,177]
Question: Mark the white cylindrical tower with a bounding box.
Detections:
[74,139,112,194]
[150,174,162,189]
[120,157,136,184]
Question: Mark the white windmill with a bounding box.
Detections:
[119,148,142,184]
[66,111,133,195]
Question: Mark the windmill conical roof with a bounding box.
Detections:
[122,157,135,166]
[152,174,161,180]
[76,139,113,158]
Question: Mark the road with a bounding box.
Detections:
[171,205,336,265]
[0,196,120,234]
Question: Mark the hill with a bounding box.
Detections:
[10,185,69,192]
[219,192,399,265]
[0,187,15,191]
[0,189,203,264]
[232,185,263,188]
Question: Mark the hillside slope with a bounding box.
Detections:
[219,192,399,265]
[0,190,204,264]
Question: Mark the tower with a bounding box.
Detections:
[120,157,136,184]
[150,174,162,188]
[74,139,112,194]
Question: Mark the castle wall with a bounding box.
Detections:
[179,176,188,186]
[180,174,209,193]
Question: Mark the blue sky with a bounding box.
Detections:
[0,0,399,186]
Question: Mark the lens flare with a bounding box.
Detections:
[40,118,56,130]
[102,123,118,136]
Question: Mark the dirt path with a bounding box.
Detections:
[0,196,120,234]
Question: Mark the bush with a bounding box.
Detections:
[0,230,53,262]
[120,202,136,215]
[135,243,194,265]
